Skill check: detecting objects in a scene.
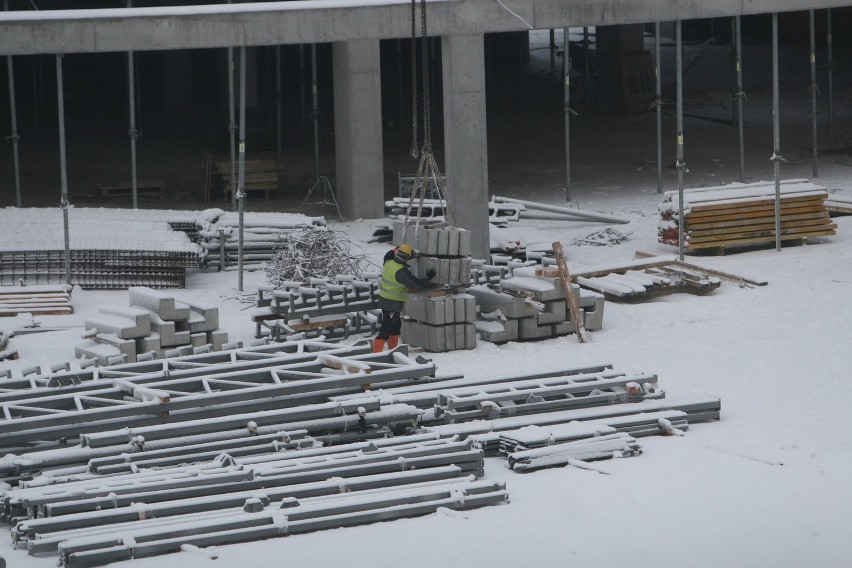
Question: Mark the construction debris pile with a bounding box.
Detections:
[569,228,633,247]
[393,220,477,352]
[198,211,326,270]
[75,286,228,364]
[659,179,837,252]
[265,227,374,286]
[0,337,719,567]
[0,284,73,317]
[469,255,604,343]
[0,208,203,289]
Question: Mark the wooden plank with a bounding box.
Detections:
[571,256,678,279]
[634,250,768,286]
[288,318,349,332]
[552,242,588,343]
[687,228,836,250]
[688,193,827,213]
[0,307,73,317]
[684,204,826,223]
[686,218,834,239]
[687,211,830,231]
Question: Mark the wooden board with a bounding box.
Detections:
[687,193,826,213]
[552,242,588,343]
[686,228,837,250]
[686,218,835,241]
[687,211,830,231]
[684,204,827,224]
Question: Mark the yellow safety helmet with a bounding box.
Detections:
[398,243,413,256]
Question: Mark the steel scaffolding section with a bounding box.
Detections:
[507,432,642,471]
[16,466,465,548]
[54,480,507,568]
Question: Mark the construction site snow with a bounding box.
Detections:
[2,170,851,567]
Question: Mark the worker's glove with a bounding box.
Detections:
[426,268,437,280]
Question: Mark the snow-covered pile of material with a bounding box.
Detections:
[75,286,228,364]
[658,179,836,251]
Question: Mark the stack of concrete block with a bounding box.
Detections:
[392,221,472,287]
[75,287,229,365]
[470,267,605,343]
[401,293,477,352]
[392,221,475,351]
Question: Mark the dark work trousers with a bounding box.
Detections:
[377,310,402,340]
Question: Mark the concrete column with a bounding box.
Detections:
[332,39,384,219]
[442,33,490,259]
[596,24,647,113]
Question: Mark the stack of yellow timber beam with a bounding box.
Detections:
[659,179,836,252]
[0,285,74,317]
[218,157,279,200]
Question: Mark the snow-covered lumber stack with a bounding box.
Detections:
[571,256,721,300]
[0,284,74,317]
[392,220,476,352]
[659,179,837,252]
[198,211,325,270]
[75,286,228,364]
[825,189,852,216]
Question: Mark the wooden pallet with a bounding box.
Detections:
[99,179,166,197]
[573,256,720,301]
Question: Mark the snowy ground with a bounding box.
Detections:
[3,28,852,568]
[2,172,851,567]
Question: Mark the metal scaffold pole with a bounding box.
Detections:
[5,0,21,208]
[56,54,72,286]
[655,21,662,195]
[227,0,237,209]
[237,46,247,291]
[583,27,590,107]
[827,9,833,144]
[772,13,782,252]
[276,45,282,168]
[810,9,818,178]
[675,20,685,262]
[563,27,571,202]
[734,15,745,182]
[127,0,139,209]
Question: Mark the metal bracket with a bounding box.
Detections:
[675,160,689,173]
[770,153,789,164]
[730,91,748,102]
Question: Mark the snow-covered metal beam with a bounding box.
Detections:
[0,0,850,55]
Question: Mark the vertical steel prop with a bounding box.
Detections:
[276,45,282,168]
[827,9,833,144]
[5,0,22,208]
[734,15,745,182]
[654,22,662,195]
[311,43,320,183]
[227,2,237,209]
[675,20,686,261]
[772,13,782,252]
[810,9,818,178]
[563,27,571,202]
[583,27,590,107]
[237,46,247,291]
[56,54,72,286]
[299,45,307,133]
[127,0,139,209]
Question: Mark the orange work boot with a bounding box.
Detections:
[372,338,386,353]
[387,335,400,349]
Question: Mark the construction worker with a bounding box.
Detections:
[374,243,436,352]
